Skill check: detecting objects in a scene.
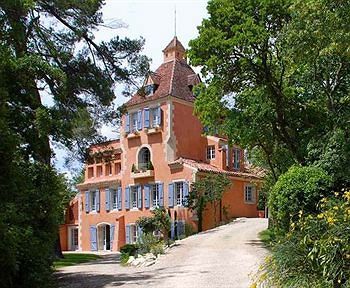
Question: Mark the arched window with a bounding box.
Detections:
[138,147,151,170]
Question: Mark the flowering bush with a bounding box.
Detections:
[255,191,350,288]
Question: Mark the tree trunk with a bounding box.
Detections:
[55,233,64,259]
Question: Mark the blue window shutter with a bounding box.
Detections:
[159,183,164,207]
[144,185,150,209]
[137,225,143,241]
[183,182,189,206]
[144,108,150,128]
[117,187,122,210]
[96,189,100,212]
[110,224,115,251]
[168,183,174,208]
[137,185,142,209]
[90,226,97,251]
[156,106,161,125]
[137,110,142,131]
[105,188,110,211]
[170,221,175,240]
[125,224,131,244]
[125,187,130,209]
[125,113,130,133]
[85,191,90,213]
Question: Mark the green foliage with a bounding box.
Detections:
[269,165,332,232]
[136,208,171,244]
[189,0,350,188]
[150,242,165,256]
[147,161,154,170]
[53,253,100,269]
[184,222,195,237]
[0,0,148,286]
[120,244,138,257]
[257,191,350,288]
[131,163,137,173]
[120,252,130,265]
[188,173,231,231]
[137,232,159,254]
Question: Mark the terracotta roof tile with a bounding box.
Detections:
[169,158,264,180]
[126,59,198,106]
[162,36,185,52]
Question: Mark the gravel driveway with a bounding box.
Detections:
[56,218,268,288]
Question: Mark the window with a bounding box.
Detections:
[175,182,184,206]
[105,164,112,176]
[151,183,160,207]
[88,167,94,178]
[207,145,215,160]
[130,224,138,243]
[138,147,151,170]
[96,165,102,177]
[144,84,155,96]
[233,148,241,170]
[91,190,97,211]
[245,185,256,203]
[131,186,138,209]
[112,189,118,210]
[131,112,138,132]
[71,228,78,248]
[114,163,121,174]
[150,107,160,127]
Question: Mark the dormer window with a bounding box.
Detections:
[144,84,155,96]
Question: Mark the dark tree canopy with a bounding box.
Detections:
[0,1,149,286]
[189,0,350,188]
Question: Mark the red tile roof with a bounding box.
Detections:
[162,36,185,52]
[126,59,198,106]
[169,158,264,180]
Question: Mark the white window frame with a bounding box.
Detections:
[151,183,160,208]
[90,190,97,211]
[130,186,138,209]
[244,184,256,204]
[206,145,215,160]
[150,107,160,128]
[233,148,241,170]
[111,189,118,210]
[131,112,138,132]
[174,181,184,206]
[130,224,138,243]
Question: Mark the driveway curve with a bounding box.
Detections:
[56,218,268,288]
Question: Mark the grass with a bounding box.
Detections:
[53,253,100,269]
[259,229,275,248]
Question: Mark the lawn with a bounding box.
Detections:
[53,253,100,269]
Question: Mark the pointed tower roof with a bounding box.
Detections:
[162,36,186,53]
[126,37,201,107]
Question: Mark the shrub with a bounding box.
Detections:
[256,191,350,288]
[150,241,165,256]
[120,244,138,256]
[185,222,195,237]
[268,165,332,232]
[120,252,130,265]
[137,232,159,254]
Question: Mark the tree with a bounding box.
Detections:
[188,0,350,188]
[0,0,148,286]
[187,173,231,232]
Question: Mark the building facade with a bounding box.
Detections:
[60,37,263,252]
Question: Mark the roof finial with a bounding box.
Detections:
[174,5,177,37]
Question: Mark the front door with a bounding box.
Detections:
[98,224,111,251]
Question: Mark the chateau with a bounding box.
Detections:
[60,37,263,252]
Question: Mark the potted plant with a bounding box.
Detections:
[147,161,154,170]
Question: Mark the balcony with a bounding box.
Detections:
[145,126,161,135]
[131,169,154,179]
[130,162,154,179]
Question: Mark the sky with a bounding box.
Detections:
[54,0,209,175]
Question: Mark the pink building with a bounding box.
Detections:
[60,37,263,252]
